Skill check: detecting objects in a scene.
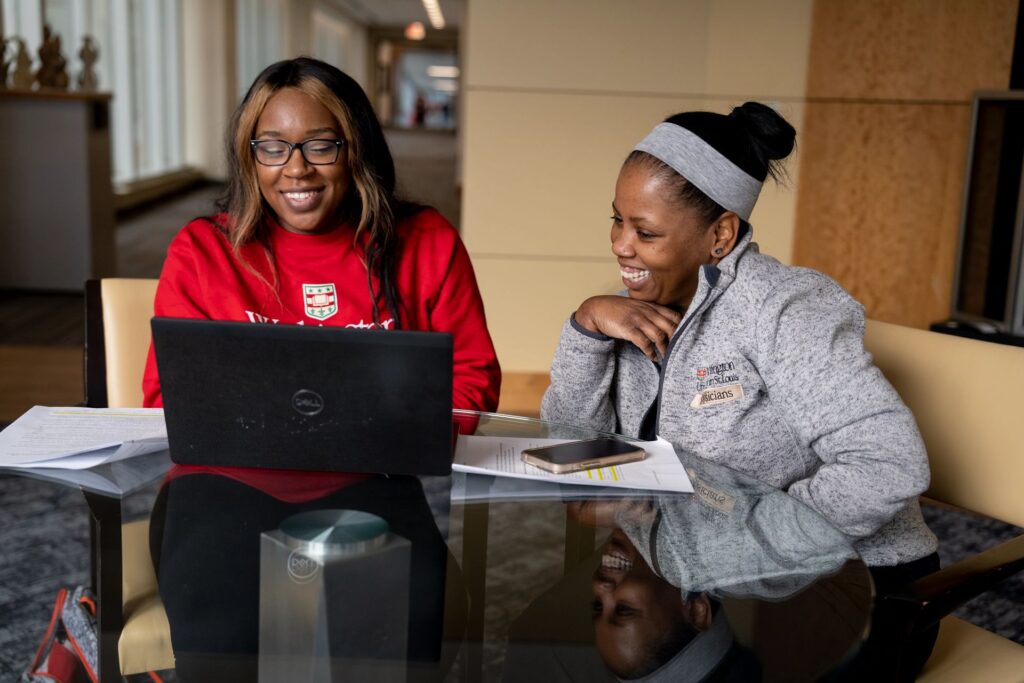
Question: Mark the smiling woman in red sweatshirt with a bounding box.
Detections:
[142,57,501,500]
[145,58,499,680]
[144,57,499,416]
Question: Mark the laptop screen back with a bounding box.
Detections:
[151,318,453,475]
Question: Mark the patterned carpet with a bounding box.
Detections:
[0,475,94,680]
[0,473,163,680]
[0,472,1020,680]
[921,504,1024,643]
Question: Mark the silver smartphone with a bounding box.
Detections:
[521,437,647,474]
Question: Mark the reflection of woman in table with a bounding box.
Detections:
[540,103,938,680]
[145,57,488,680]
[591,528,756,682]
[579,457,864,681]
[572,453,858,601]
[502,455,869,681]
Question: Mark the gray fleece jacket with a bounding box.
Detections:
[541,231,938,566]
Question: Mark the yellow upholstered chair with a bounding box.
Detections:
[862,320,1024,682]
[83,278,175,679]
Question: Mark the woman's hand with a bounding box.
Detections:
[575,295,682,361]
[567,498,657,528]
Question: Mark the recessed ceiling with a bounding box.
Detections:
[324,0,464,29]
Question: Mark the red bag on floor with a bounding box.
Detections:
[21,586,99,683]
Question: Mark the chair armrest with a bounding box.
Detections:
[885,534,1024,632]
[84,279,108,409]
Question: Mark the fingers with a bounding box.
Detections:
[620,498,657,524]
[566,500,612,527]
[625,310,676,360]
[648,303,683,331]
[626,329,663,362]
[566,501,591,524]
[574,295,620,335]
[567,498,657,527]
[575,296,684,361]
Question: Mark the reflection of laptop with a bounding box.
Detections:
[151,318,453,475]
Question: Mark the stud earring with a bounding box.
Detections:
[713,248,724,256]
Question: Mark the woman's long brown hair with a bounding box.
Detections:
[217,57,408,327]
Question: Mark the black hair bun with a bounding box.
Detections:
[729,102,795,180]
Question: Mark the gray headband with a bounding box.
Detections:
[634,123,762,221]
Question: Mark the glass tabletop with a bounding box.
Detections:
[139,411,872,682]
[0,448,172,497]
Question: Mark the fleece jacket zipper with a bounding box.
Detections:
[648,266,723,439]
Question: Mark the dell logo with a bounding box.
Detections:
[292,389,324,416]
[287,550,321,583]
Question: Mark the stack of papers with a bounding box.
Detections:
[452,434,693,494]
[0,406,168,470]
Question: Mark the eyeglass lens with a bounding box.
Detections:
[252,139,341,166]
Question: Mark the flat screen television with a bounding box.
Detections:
[950,91,1024,336]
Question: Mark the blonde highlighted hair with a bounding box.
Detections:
[216,57,408,326]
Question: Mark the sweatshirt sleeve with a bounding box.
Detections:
[426,232,501,412]
[142,227,210,408]
[755,272,930,539]
[539,316,619,432]
[620,491,855,599]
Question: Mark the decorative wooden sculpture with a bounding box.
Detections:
[0,38,10,89]
[36,24,69,90]
[77,36,99,91]
[11,38,33,89]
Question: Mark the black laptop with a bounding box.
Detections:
[151,318,454,475]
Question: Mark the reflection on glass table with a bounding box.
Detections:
[502,451,871,682]
[3,411,873,682]
[1,447,172,682]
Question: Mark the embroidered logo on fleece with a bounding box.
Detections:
[690,383,744,408]
[303,283,338,321]
[686,469,736,513]
[696,360,740,388]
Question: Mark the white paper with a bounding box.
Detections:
[452,435,693,493]
[0,406,168,470]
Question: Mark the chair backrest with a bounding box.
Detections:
[863,320,1024,528]
[85,278,159,408]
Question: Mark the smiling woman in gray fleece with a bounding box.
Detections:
[540,102,939,681]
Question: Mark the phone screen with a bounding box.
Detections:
[530,437,642,464]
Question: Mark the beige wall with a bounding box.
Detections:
[462,0,814,373]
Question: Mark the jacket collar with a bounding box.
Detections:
[699,224,753,290]
[676,228,754,334]
[617,605,735,682]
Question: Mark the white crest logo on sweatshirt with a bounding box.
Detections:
[303,283,338,320]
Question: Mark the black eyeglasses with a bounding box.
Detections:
[250,138,345,166]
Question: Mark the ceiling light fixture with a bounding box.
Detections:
[421,0,445,30]
[432,80,458,93]
[426,65,459,78]
[404,21,426,40]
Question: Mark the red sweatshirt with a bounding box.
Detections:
[143,208,500,500]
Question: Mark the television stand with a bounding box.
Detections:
[930,320,1024,348]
